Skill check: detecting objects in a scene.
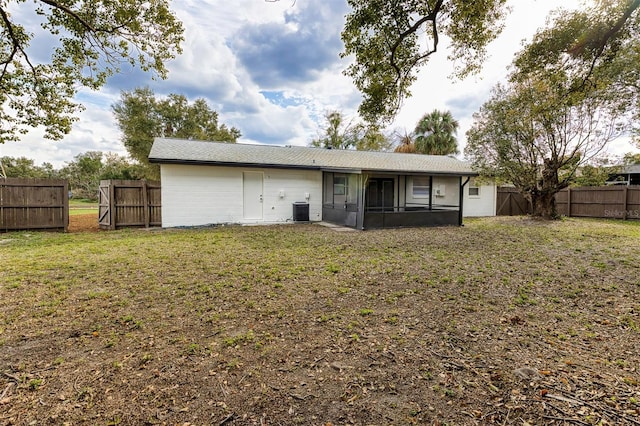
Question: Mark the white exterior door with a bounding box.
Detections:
[243,171,263,220]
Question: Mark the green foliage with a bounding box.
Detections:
[112,87,241,178]
[58,152,104,199]
[341,0,509,123]
[573,163,615,187]
[59,151,144,199]
[513,1,640,138]
[310,110,391,151]
[354,124,393,151]
[223,330,255,347]
[623,152,640,165]
[28,378,43,391]
[0,156,57,178]
[0,0,184,144]
[413,110,459,155]
[99,153,147,181]
[392,111,459,155]
[311,111,353,150]
[465,79,620,218]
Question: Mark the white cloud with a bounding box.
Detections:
[2,0,637,169]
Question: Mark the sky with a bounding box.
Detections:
[1,0,638,168]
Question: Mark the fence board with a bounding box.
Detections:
[0,178,68,232]
[98,180,161,230]
[499,186,640,219]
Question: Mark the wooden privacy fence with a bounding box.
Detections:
[98,180,161,230]
[0,178,69,232]
[556,186,640,219]
[497,186,640,219]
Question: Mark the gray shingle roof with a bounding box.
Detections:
[149,138,476,176]
[619,164,640,174]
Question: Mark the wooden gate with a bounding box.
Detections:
[98,182,112,228]
[496,187,531,216]
[98,180,161,230]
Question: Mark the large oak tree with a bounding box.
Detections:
[112,87,241,179]
[465,1,638,219]
[465,80,621,219]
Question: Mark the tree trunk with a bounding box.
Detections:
[531,191,558,219]
[530,158,561,220]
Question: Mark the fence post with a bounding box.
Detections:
[142,180,150,228]
[566,188,571,217]
[623,186,628,220]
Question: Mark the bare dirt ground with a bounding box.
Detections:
[1,217,639,425]
[67,214,100,233]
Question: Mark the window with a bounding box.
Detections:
[324,173,356,206]
[333,176,346,195]
[412,176,430,198]
[469,186,480,197]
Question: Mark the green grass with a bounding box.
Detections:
[69,208,97,216]
[1,217,639,424]
[69,198,98,207]
[69,198,98,216]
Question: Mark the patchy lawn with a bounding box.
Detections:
[69,200,99,217]
[1,217,639,425]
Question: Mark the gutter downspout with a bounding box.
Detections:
[459,176,471,226]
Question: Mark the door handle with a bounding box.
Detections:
[259,195,263,202]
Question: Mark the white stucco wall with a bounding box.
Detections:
[463,178,496,217]
[431,176,460,207]
[160,164,322,227]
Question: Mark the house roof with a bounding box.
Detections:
[149,138,476,176]
[618,164,640,174]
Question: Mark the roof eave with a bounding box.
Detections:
[149,158,477,176]
[358,169,477,177]
[148,157,323,170]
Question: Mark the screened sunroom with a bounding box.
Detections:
[322,171,470,230]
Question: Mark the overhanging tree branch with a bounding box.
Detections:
[571,0,640,83]
[39,0,97,32]
[0,0,183,143]
[389,0,443,79]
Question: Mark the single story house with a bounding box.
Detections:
[149,138,495,230]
